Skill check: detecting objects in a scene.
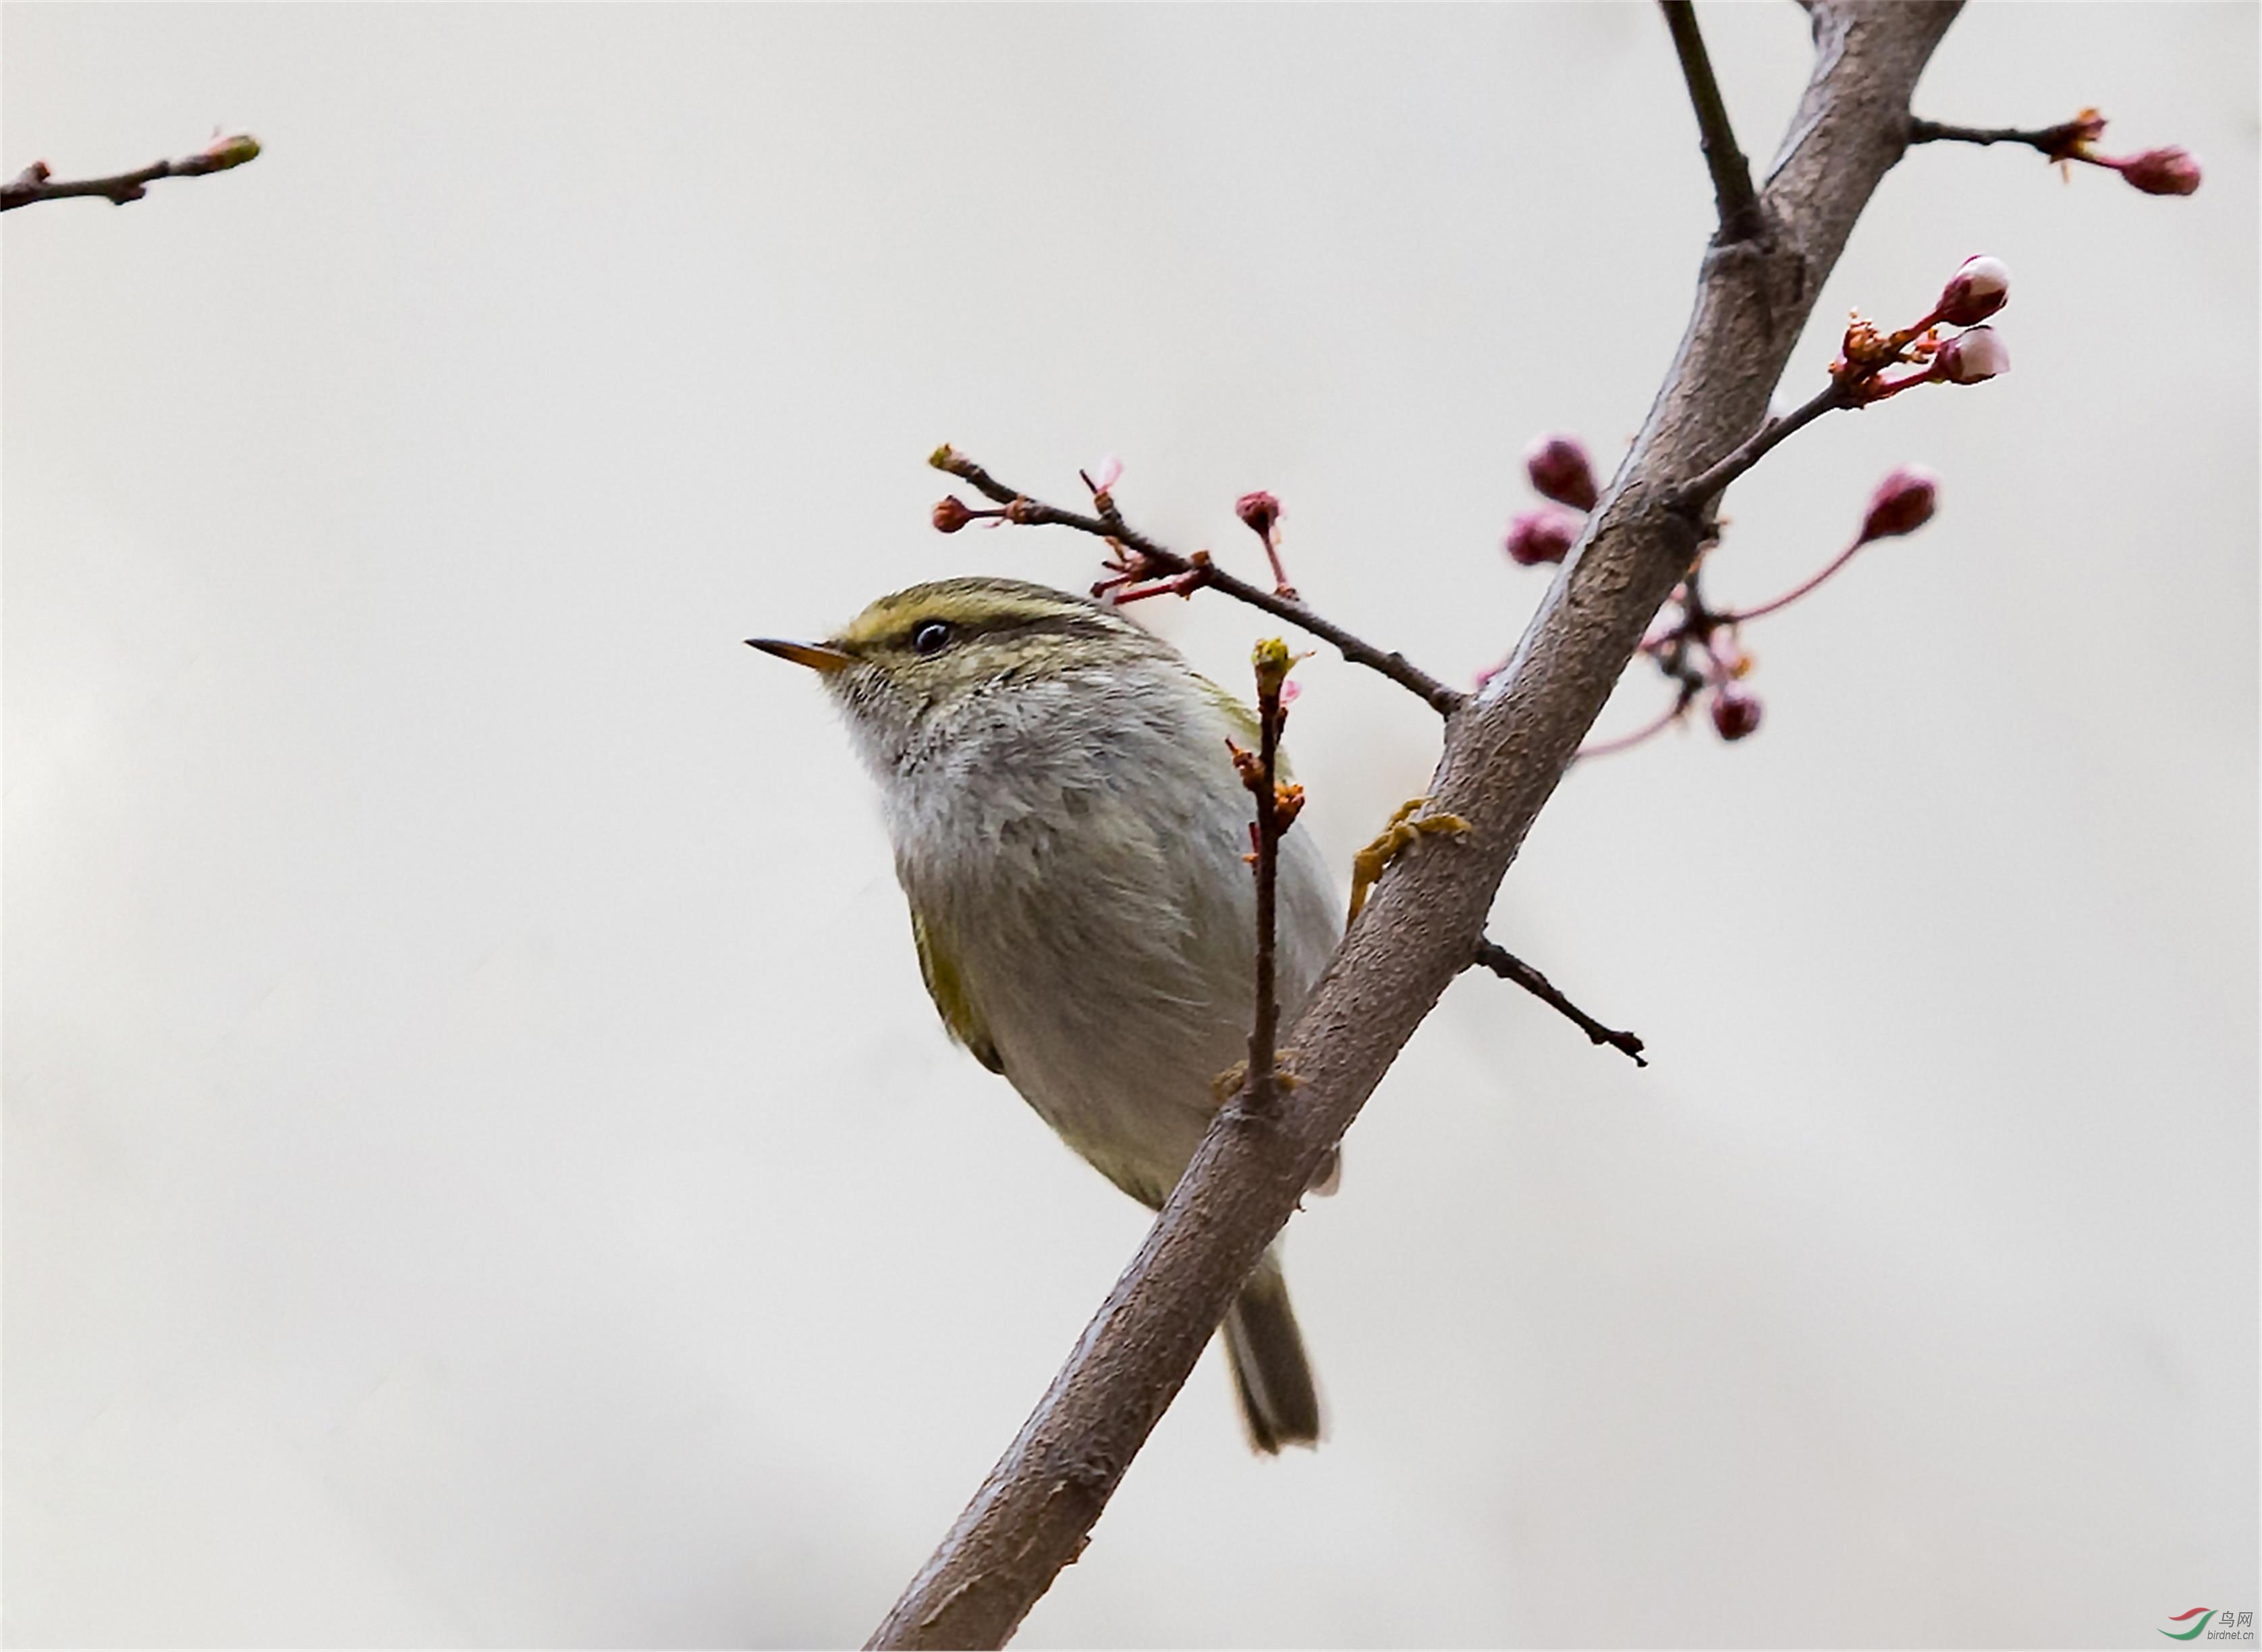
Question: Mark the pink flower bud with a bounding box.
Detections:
[1935,326,2009,385]
[1858,464,1939,544]
[1504,504,1583,567]
[1235,490,1281,539]
[1088,454,1124,495]
[1522,433,1599,511]
[931,495,974,533]
[1935,255,2009,327]
[2114,146,2203,196]
[1710,688,1763,742]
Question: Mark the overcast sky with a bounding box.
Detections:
[5,4,2256,1647]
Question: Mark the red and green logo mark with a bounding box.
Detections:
[2163,1609,2217,1641]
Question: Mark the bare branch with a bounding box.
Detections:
[1,135,260,213]
[1907,114,2090,153]
[1661,1,1765,240]
[1910,109,2203,195]
[932,449,1466,717]
[868,6,1962,1647]
[1667,378,1856,512]
[1470,938,1648,1066]
[1229,642,1304,1116]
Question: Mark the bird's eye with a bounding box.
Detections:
[910,620,953,657]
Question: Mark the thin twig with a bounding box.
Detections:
[1,136,260,212]
[1660,0,1764,240]
[1236,643,1299,1114]
[1573,689,1694,761]
[1907,115,2086,154]
[1471,938,1647,1067]
[1717,535,1863,624]
[933,449,1465,717]
[1667,378,1854,512]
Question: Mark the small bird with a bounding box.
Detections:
[750,576,1341,1450]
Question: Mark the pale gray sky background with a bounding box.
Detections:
[4,3,2255,1647]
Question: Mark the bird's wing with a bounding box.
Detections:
[911,909,1004,1074]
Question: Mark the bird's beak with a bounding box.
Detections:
[744,637,858,675]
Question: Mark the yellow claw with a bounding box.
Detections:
[1347,798,1472,923]
[1211,1053,1302,1105]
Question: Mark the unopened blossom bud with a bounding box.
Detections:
[1857,464,1939,545]
[1711,688,1763,742]
[1250,636,1304,701]
[1088,454,1124,495]
[1235,490,1281,540]
[198,133,261,171]
[931,495,974,533]
[1935,326,2009,385]
[1522,433,1599,511]
[2115,146,2203,196]
[1935,255,2010,327]
[1505,504,1582,567]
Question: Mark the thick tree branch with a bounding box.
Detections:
[868,6,1961,1647]
[1,135,260,212]
[1661,1,1765,240]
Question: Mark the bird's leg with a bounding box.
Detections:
[1347,798,1471,923]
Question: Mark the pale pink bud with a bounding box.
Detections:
[1522,433,1599,511]
[1088,454,1123,494]
[2114,146,2202,196]
[1504,504,1582,567]
[1235,491,1281,539]
[1935,327,2009,385]
[1857,465,1939,545]
[1710,688,1763,742]
[1935,255,2009,327]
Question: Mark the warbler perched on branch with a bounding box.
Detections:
[750,576,1339,1450]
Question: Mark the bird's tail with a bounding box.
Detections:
[1222,1248,1322,1452]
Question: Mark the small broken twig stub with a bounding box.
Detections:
[1470,937,1647,1066]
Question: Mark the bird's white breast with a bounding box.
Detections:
[872,661,1340,1206]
